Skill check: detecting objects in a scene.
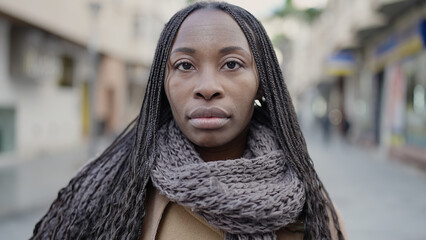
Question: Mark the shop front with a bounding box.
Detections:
[370,18,426,166]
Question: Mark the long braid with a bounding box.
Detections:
[109,4,203,239]
[220,3,344,240]
[31,2,344,239]
[31,119,136,239]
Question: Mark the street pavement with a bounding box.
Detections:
[0,146,90,240]
[0,131,426,240]
[306,131,426,240]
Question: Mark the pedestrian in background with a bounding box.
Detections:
[31,2,347,239]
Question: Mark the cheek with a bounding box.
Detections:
[237,97,255,120]
[166,90,181,117]
[165,77,191,120]
[234,75,258,111]
[164,80,180,119]
[165,74,180,104]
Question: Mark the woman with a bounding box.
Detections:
[31,2,346,240]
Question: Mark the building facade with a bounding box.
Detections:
[293,0,426,166]
[0,0,186,159]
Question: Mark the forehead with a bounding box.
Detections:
[172,9,250,51]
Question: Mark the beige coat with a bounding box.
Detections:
[140,187,347,240]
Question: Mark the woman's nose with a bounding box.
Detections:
[193,71,224,100]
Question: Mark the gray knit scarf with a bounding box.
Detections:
[151,120,305,240]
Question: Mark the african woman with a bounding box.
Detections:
[32,2,347,240]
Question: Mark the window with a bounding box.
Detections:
[58,55,74,87]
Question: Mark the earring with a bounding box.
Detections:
[254,99,262,107]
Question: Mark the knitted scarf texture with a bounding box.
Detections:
[151,120,306,240]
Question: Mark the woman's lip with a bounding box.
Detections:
[189,117,230,129]
[188,107,230,119]
[188,107,230,129]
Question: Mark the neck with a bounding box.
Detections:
[195,128,249,162]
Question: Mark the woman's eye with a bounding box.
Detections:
[223,61,241,70]
[176,62,194,71]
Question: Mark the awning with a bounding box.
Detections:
[325,50,357,77]
[356,25,388,44]
[371,18,426,70]
[377,0,425,21]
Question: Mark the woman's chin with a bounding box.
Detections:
[190,138,226,149]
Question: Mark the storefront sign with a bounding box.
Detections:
[372,18,426,70]
[325,50,357,76]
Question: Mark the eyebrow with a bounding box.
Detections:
[219,46,249,55]
[171,47,196,54]
[171,46,250,56]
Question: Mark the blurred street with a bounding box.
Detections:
[306,129,426,240]
[0,0,426,239]
[0,138,110,240]
[0,130,425,240]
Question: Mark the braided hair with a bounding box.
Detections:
[31,2,344,240]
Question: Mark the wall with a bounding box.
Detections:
[0,18,16,155]
[2,22,90,157]
[0,18,14,104]
[0,0,186,65]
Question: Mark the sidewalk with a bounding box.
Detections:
[305,131,426,240]
[390,145,426,171]
[0,138,113,239]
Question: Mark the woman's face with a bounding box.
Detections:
[165,9,259,160]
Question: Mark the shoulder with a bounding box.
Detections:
[276,202,348,240]
[328,202,348,239]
